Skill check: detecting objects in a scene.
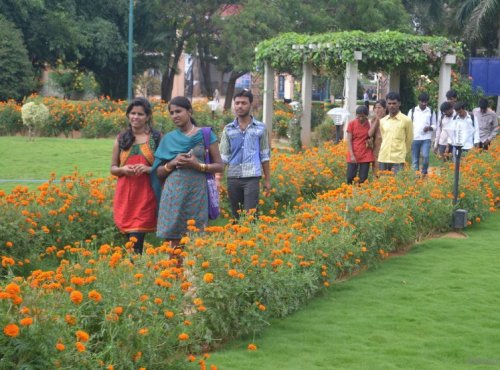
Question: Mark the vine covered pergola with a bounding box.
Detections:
[255,31,463,146]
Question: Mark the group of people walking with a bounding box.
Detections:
[111,90,270,255]
[345,90,498,184]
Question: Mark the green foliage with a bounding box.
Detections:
[255,31,464,77]
[0,101,23,135]
[312,122,335,146]
[0,15,34,101]
[311,102,327,129]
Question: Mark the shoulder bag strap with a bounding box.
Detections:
[201,127,211,164]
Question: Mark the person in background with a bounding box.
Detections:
[151,96,223,254]
[110,97,161,254]
[409,92,436,176]
[346,105,374,184]
[378,92,413,174]
[219,89,271,220]
[446,89,458,105]
[472,98,498,150]
[367,99,387,176]
[449,101,480,161]
[434,101,454,161]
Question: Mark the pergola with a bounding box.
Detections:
[255,31,463,146]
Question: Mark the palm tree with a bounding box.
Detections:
[456,0,500,57]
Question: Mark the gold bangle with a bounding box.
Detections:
[164,163,172,172]
[200,163,207,172]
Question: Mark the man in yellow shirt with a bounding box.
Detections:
[378,92,413,174]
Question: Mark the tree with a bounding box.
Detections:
[456,0,500,57]
[0,15,34,101]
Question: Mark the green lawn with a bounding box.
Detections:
[211,212,500,370]
[0,136,113,192]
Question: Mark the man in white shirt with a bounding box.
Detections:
[409,92,436,175]
[434,101,454,161]
[472,98,498,150]
[449,101,480,160]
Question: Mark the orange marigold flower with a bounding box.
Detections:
[70,290,83,304]
[75,330,90,342]
[247,343,257,351]
[3,323,20,337]
[187,219,196,226]
[113,306,123,315]
[201,261,210,269]
[19,317,33,326]
[5,241,13,248]
[56,342,65,351]
[138,328,149,335]
[187,354,196,362]
[65,314,77,326]
[88,290,102,302]
[154,297,163,305]
[5,283,20,295]
[258,304,266,311]
[164,310,175,319]
[203,273,214,283]
[178,332,189,341]
[75,341,86,352]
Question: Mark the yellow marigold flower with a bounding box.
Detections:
[203,273,214,283]
[178,332,189,341]
[3,323,20,337]
[19,317,33,326]
[75,341,86,352]
[75,330,90,342]
[56,342,65,351]
[247,343,257,351]
[70,290,83,304]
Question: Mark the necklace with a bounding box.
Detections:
[184,124,196,136]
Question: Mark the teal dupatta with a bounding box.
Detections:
[150,128,203,201]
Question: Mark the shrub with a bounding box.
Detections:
[21,102,50,138]
[0,100,23,135]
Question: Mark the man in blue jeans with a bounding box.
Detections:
[219,89,271,220]
[409,92,436,176]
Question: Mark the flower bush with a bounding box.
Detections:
[21,102,50,137]
[0,139,498,369]
[0,100,23,135]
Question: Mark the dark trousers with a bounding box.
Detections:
[347,162,370,184]
[379,162,404,174]
[127,232,145,254]
[227,177,260,219]
[479,142,490,150]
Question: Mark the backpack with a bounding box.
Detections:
[410,107,434,122]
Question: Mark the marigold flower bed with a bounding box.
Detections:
[0,141,498,369]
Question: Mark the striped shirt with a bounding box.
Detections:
[219,117,270,178]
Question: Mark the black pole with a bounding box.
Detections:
[452,146,462,206]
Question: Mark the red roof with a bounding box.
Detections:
[219,4,243,17]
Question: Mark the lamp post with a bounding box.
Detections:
[127,0,134,101]
[207,100,218,124]
[448,121,468,229]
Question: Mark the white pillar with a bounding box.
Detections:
[438,54,456,104]
[344,51,362,118]
[389,70,400,93]
[263,62,275,140]
[301,62,313,147]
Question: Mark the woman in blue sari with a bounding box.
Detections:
[151,96,223,252]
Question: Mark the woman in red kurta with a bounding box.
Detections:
[110,97,161,254]
[346,105,374,184]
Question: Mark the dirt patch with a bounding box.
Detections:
[439,231,468,239]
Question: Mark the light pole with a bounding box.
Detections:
[449,121,467,229]
[127,0,134,101]
[207,100,218,125]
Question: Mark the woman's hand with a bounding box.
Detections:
[174,152,199,169]
[133,164,151,175]
[121,165,137,176]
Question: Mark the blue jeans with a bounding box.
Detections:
[411,139,431,174]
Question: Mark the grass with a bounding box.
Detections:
[0,136,113,192]
[210,211,500,370]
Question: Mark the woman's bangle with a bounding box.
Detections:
[199,163,207,172]
[164,162,173,173]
